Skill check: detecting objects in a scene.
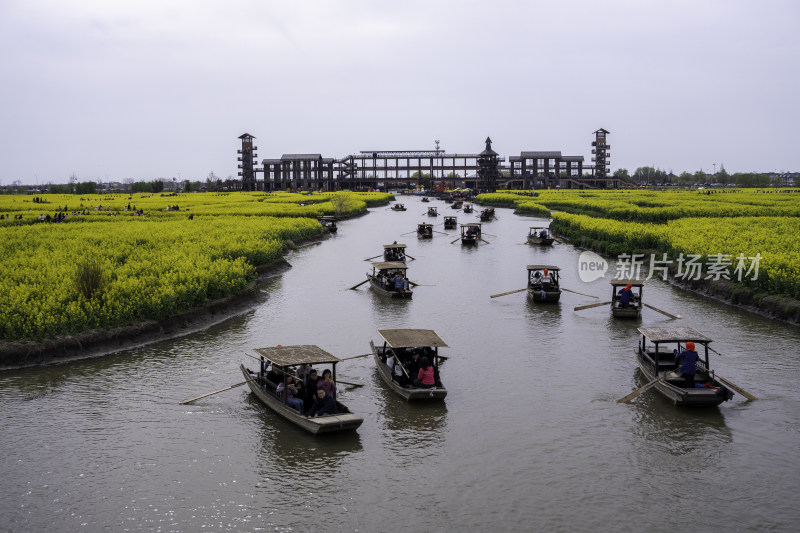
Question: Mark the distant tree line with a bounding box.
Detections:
[614,167,775,187]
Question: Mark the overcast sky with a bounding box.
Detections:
[1,0,798,184]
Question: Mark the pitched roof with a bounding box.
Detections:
[253,345,341,366]
[377,329,449,348]
[637,327,713,343]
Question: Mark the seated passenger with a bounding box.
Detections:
[276,381,304,414]
[309,388,338,417]
[413,357,436,388]
[386,354,408,386]
[318,369,337,399]
[303,369,320,411]
[266,365,283,385]
[393,273,409,292]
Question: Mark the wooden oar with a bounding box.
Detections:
[617,376,665,403]
[400,230,417,236]
[716,375,757,401]
[340,353,371,361]
[562,287,599,299]
[336,379,365,388]
[574,301,612,311]
[405,253,417,261]
[363,254,382,261]
[433,230,448,235]
[643,303,681,319]
[450,237,460,244]
[349,278,369,290]
[181,379,255,404]
[480,238,490,244]
[490,288,527,298]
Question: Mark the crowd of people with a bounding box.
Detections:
[376,271,409,293]
[253,359,341,418]
[381,347,441,389]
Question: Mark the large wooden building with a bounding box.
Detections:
[236,129,614,191]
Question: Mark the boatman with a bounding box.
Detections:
[676,341,700,388]
[618,283,634,308]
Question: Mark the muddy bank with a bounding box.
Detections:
[0,235,329,371]
[554,230,800,327]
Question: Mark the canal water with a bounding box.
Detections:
[1,197,799,532]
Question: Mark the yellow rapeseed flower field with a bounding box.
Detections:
[0,191,392,340]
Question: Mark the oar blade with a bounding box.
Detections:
[490,288,527,298]
[617,376,664,403]
[574,301,612,311]
[181,380,251,405]
[643,303,681,320]
[717,376,757,401]
[349,278,369,290]
[562,287,599,299]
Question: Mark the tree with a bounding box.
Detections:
[716,169,731,185]
[676,171,693,186]
[613,168,631,182]
[694,170,709,185]
[632,166,667,186]
[75,181,98,194]
[152,180,164,193]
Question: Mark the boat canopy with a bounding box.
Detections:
[527,264,560,271]
[461,223,481,228]
[611,279,644,287]
[529,226,549,230]
[377,329,449,349]
[254,345,342,366]
[383,243,407,249]
[319,216,337,221]
[444,216,457,220]
[637,327,713,344]
[371,261,408,270]
[418,222,432,226]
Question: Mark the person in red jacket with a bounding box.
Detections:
[413,357,436,388]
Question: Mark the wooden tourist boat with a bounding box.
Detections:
[460,223,481,244]
[462,204,473,213]
[633,327,735,406]
[443,215,458,229]
[240,345,363,434]
[527,226,554,246]
[367,261,413,298]
[451,201,463,209]
[427,206,439,217]
[421,197,430,203]
[417,222,433,238]
[383,243,408,263]
[479,207,495,221]
[527,265,562,302]
[391,203,407,211]
[318,216,337,233]
[611,279,644,318]
[370,329,448,401]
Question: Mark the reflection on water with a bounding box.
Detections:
[629,370,732,453]
[251,396,363,474]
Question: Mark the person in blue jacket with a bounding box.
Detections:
[618,283,634,308]
[676,341,700,388]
